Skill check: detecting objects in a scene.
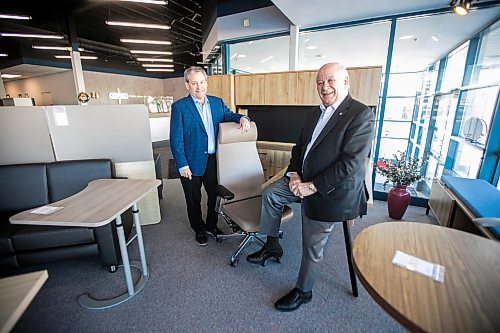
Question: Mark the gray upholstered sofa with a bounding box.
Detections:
[0,159,133,271]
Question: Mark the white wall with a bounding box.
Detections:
[163,76,187,100]
[5,71,77,105]
[83,71,164,105]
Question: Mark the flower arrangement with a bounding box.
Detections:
[376,150,425,188]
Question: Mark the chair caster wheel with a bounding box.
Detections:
[230,259,238,267]
[216,237,223,243]
[278,233,283,239]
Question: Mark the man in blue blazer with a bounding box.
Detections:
[170,66,250,246]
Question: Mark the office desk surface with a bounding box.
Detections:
[0,270,48,333]
[353,222,500,333]
[10,179,161,227]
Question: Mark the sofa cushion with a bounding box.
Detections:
[0,163,48,215]
[11,226,95,251]
[442,176,500,218]
[47,159,112,202]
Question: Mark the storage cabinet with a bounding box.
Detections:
[233,67,381,107]
[207,74,235,111]
[428,179,455,227]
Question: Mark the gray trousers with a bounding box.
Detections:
[260,177,335,292]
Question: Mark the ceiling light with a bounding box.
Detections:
[117,0,167,4]
[451,0,472,16]
[0,14,31,20]
[0,32,64,39]
[142,64,174,67]
[106,21,170,30]
[230,53,238,60]
[431,36,440,42]
[33,45,84,51]
[145,68,175,72]
[260,56,273,63]
[0,53,7,57]
[306,46,317,50]
[304,39,310,43]
[399,35,414,40]
[54,55,98,59]
[248,41,253,45]
[238,54,247,58]
[130,50,173,55]
[1,74,21,78]
[136,57,173,62]
[120,38,171,45]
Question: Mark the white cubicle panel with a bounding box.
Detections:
[45,104,153,163]
[45,104,160,224]
[0,107,55,165]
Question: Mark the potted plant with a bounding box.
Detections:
[376,151,425,220]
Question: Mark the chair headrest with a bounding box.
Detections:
[218,121,258,144]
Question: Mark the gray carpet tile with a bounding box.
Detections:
[12,178,437,332]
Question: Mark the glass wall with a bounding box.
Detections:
[221,6,500,202]
[229,35,289,73]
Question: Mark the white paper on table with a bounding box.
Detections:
[392,250,445,283]
[30,206,63,215]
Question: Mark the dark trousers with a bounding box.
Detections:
[179,154,218,233]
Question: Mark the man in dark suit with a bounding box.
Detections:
[170,66,250,246]
[246,62,375,311]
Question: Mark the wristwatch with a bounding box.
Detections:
[308,182,317,192]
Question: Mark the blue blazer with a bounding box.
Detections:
[170,95,243,176]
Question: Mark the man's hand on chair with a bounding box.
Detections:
[180,167,192,180]
[238,117,250,133]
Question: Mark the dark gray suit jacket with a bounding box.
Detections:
[286,94,375,222]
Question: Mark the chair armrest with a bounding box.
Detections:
[261,167,288,189]
[473,217,500,227]
[218,185,235,200]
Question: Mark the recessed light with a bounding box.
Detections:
[117,0,167,4]
[54,55,98,59]
[145,68,175,72]
[120,38,171,45]
[105,21,170,30]
[0,32,64,39]
[0,53,7,57]
[431,36,439,42]
[399,35,414,40]
[260,56,273,63]
[0,14,31,20]
[304,39,310,43]
[142,64,174,67]
[33,45,84,51]
[136,57,174,62]
[248,41,254,45]
[130,50,173,55]
[1,74,22,78]
[306,46,317,50]
[238,54,247,58]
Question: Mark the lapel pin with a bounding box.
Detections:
[339,112,343,116]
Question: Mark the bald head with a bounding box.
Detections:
[316,62,349,107]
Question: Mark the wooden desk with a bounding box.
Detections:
[352,222,500,333]
[0,270,48,333]
[10,179,161,310]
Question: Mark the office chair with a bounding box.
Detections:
[215,122,293,267]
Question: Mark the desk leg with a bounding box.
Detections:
[133,203,148,276]
[78,210,150,309]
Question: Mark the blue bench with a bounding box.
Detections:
[442,175,500,240]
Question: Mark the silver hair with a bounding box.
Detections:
[184,66,207,82]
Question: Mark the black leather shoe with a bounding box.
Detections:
[246,245,283,266]
[195,231,207,246]
[205,226,224,239]
[275,288,312,312]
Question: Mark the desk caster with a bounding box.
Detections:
[230,259,238,267]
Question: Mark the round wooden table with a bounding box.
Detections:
[352,222,500,333]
